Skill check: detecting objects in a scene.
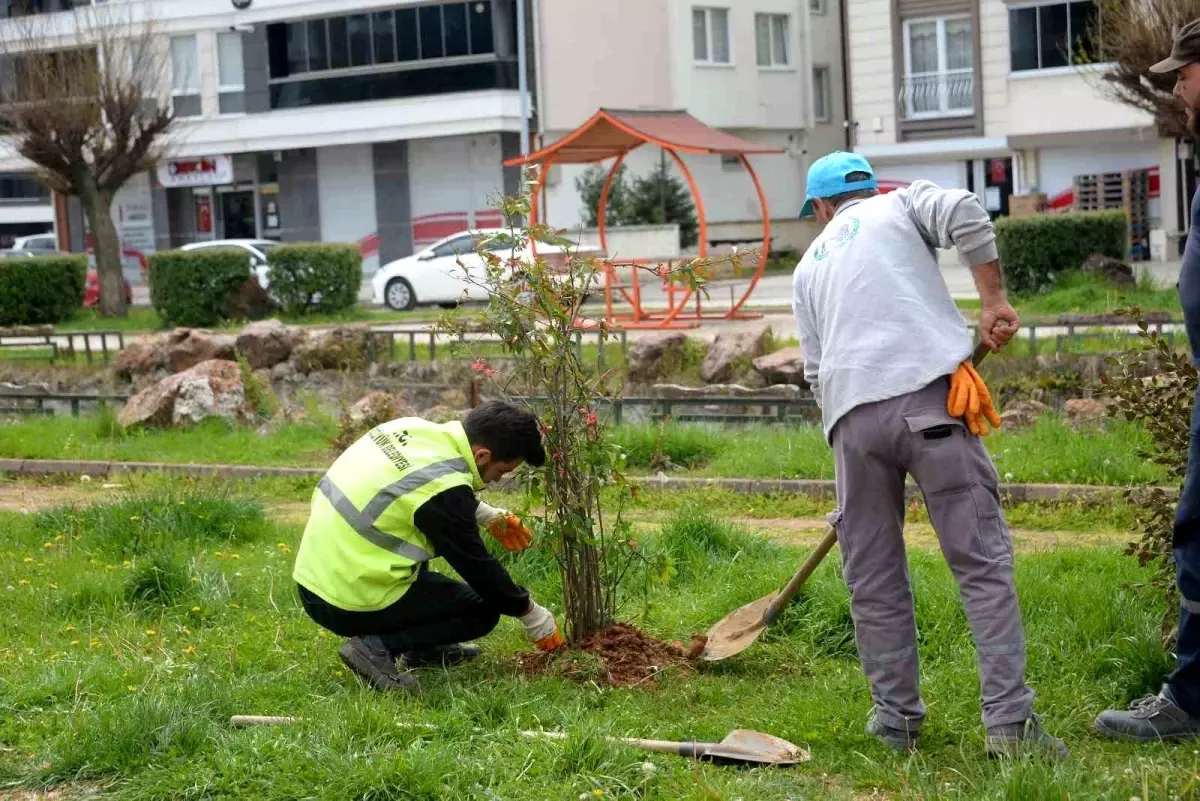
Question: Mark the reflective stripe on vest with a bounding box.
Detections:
[316,455,470,562]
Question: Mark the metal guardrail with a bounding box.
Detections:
[0,392,131,416]
[0,328,125,365]
[522,394,819,425]
[366,328,629,370]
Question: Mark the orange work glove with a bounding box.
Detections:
[475,502,533,552]
[520,602,565,651]
[947,361,1002,436]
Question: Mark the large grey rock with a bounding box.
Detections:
[701,327,772,384]
[295,324,370,373]
[999,399,1048,430]
[1064,397,1110,429]
[236,319,303,369]
[752,346,806,386]
[113,328,237,379]
[118,359,247,430]
[1081,253,1135,288]
[626,332,689,383]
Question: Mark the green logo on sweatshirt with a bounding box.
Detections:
[812,216,861,262]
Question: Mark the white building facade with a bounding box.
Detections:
[0,0,848,266]
[846,0,1190,258]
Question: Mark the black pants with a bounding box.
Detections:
[298,565,501,656]
[1170,389,1200,718]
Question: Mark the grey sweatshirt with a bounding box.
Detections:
[791,180,999,442]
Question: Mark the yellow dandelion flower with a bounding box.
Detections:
[335,670,344,678]
[144,629,156,636]
[22,557,33,563]
[64,625,76,632]
[70,640,80,646]
[129,516,140,521]
[183,645,196,655]
[230,553,241,560]
[127,685,137,692]
[42,542,53,549]
[17,579,29,586]
[89,640,99,648]
[230,603,241,609]
[48,583,58,590]
[191,606,201,612]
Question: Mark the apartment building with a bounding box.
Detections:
[0,0,848,270]
[537,0,847,251]
[846,0,1190,256]
[0,0,531,273]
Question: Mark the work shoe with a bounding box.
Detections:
[985,714,1069,760]
[400,643,482,669]
[866,707,919,753]
[1095,689,1200,742]
[338,636,418,692]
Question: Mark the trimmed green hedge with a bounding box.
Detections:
[0,254,87,325]
[267,243,361,316]
[148,248,251,328]
[996,211,1128,295]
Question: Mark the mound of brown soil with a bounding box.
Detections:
[517,623,707,687]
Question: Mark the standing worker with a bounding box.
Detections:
[1096,20,1200,742]
[293,401,564,691]
[792,152,1067,758]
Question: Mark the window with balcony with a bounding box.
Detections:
[217,32,245,114]
[901,16,974,119]
[169,35,201,118]
[1009,1,1100,72]
[755,13,790,68]
[692,7,731,65]
[265,2,511,110]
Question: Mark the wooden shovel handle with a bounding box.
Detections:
[763,527,837,626]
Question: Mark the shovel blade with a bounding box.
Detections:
[698,592,776,662]
[702,729,810,766]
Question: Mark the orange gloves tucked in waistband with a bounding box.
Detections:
[947,361,1002,437]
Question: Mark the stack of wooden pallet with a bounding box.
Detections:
[1072,169,1151,261]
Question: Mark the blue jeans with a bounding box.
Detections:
[1169,391,1200,718]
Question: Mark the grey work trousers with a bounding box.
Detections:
[830,376,1035,731]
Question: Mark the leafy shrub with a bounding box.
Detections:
[1102,306,1194,646]
[236,354,279,419]
[0,253,86,325]
[996,210,1127,294]
[267,243,361,316]
[148,248,251,327]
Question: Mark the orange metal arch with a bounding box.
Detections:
[727,154,771,318]
[596,150,628,255]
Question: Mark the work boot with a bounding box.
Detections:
[400,643,482,669]
[985,714,1069,760]
[866,707,919,753]
[1095,689,1200,742]
[338,636,418,692]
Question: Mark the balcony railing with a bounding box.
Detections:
[902,70,975,119]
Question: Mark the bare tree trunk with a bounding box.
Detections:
[80,185,127,318]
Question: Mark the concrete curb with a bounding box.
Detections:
[0,458,1156,503]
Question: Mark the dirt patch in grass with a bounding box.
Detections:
[516,623,704,687]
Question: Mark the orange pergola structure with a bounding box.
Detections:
[503,109,785,329]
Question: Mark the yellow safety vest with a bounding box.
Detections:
[293,418,484,612]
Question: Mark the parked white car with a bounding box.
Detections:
[11,233,57,253]
[371,229,597,311]
[180,239,279,288]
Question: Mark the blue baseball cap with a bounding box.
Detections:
[800,151,879,219]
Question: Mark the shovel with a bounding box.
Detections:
[699,337,998,662]
[229,716,808,767]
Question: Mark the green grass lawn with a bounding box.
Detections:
[0,415,1167,487]
[0,487,1186,800]
[1014,271,1180,321]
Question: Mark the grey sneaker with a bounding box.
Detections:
[866,707,919,753]
[986,714,1069,760]
[400,643,482,669]
[1095,690,1200,742]
[338,636,418,692]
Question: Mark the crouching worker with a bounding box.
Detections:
[293,401,564,691]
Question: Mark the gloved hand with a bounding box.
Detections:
[475,501,533,553]
[947,361,1002,436]
[520,601,565,651]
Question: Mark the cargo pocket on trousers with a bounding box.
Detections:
[971,485,1013,564]
[904,409,970,496]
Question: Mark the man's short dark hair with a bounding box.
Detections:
[824,172,877,208]
[464,401,546,467]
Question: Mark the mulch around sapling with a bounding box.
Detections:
[516,622,708,687]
